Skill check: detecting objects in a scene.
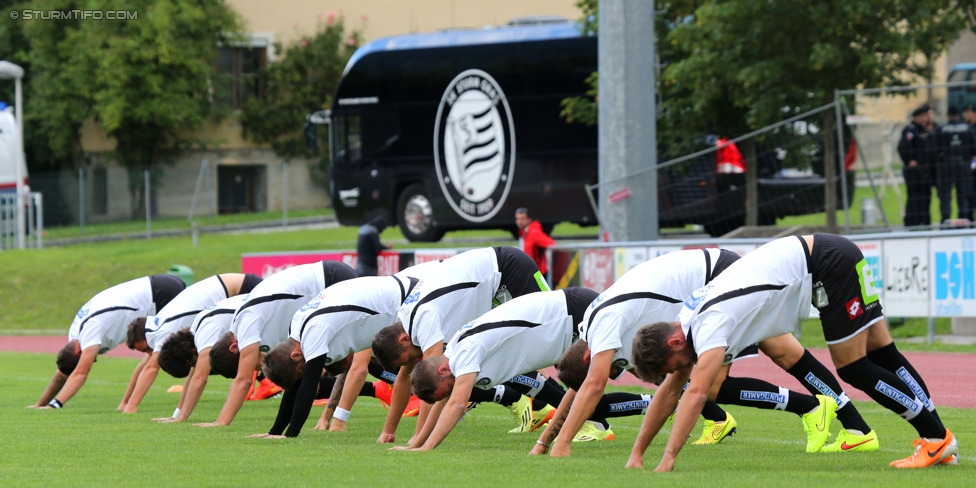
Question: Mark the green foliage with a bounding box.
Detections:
[240,16,362,161]
[3,351,976,486]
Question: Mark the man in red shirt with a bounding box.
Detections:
[515,208,555,277]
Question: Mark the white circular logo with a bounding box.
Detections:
[434,69,515,222]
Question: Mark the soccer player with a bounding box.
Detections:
[257,262,440,438]
[29,274,186,410]
[628,234,957,471]
[544,249,845,457]
[371,246,551,443]
[195,260,357,428]
[120,272,262,413]
[405,287,604,450]
[154,293,251,423]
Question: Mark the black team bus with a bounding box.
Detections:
[323,20,852,241]
[325,20,597,242]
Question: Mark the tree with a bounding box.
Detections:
[21,0,242,217]
[239,15,362,186]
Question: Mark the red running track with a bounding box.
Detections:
[3,335,974,408]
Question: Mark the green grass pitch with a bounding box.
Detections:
[4,352,973,487]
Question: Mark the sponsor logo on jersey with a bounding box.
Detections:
[77,306,90,320]
[434,69,515,223]
[403,291,420,306]
[846,297,864,319]
[477,377,492,386]
[259,345,270,352]
[299,300,320,312]
[683,284,712,311]
[510,375,542,390]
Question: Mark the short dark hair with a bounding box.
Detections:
[631,322,680,385]
[410,356,447,404]
[158,329,197,378]
[948,105,961,117]
[515,207,533,219]
[56,340,81,375]
[964,105,976,113]
[555,340,591,391]
[209,332,240,379]
[372,323,407,371]
[125,317,148,350]
[261,339,301,389]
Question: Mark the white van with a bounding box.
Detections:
[0,105,28,195]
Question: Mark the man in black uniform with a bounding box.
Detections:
[964,105,976,220]
[897,104,938,227]
[356,216,389,276]
[935,106,976,223]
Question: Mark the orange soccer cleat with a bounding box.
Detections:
[890,429,959,468]
[248,377,283,400]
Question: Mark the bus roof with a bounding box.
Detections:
[343,21,587,76]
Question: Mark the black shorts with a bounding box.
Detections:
[494,246,549,300]
[802,234,884,344]
[149,274,187,312]
[710,249,741,282]
[240,273,264,294]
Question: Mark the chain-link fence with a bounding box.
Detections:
[25,153,329,235]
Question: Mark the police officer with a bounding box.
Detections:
[897,104,938,227]
[936,106,976,223]
[964,105,976,220]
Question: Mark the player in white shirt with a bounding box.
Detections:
[547,249,842,457]
[196,260,356,428]
[371,246,551,443]
[155,293,252,423]
[628,234,957,471]
[119,273,262,413]
[256,261,440,438]
[30,274,185,410]
[403,287,599,450]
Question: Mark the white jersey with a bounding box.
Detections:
[232,261,354,351]
[145,275,231,350]
[580,249,723,371]
[67,276,156,354]
[678,237,811,364]
[444,290,576,390]
[191,294,249,352]
[397,248,502,352]
[291,276,405,364]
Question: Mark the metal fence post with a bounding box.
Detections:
[145,169,151,239]
[78,168,85,233]
[282,160,289,229]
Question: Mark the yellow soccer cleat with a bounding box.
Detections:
[801,395,837,453]
[821,429,879,453]
[507,395,534,433]
[692,412,737,445]
[572,420,615,442]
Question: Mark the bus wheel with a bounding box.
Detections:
[397,185,443,242]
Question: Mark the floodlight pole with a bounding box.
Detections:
[0,60,26,249]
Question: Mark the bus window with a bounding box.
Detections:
[334,114,362,164]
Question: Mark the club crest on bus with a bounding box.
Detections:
[434,69,515,222]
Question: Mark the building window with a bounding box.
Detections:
[215,45,267,110]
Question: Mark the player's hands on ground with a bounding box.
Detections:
[314,418,329,430]
[376,432,396,444]
[550,444,571,457]
[194,422,222,427]
[528,443,547,455]
[116,402,126,411]
[624,455,643,469]
[26,404,40,409]
[152,417,179,423]
[389,445,412,451]
[329,419,347,432]
[122,405,138,414]
[248,433,271,438]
